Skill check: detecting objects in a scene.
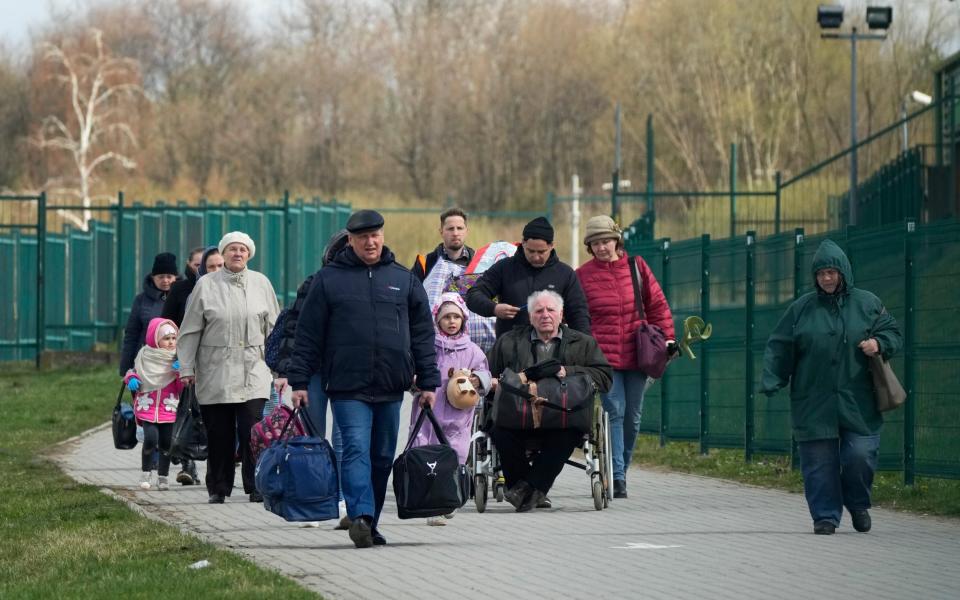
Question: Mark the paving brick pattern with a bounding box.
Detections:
[58,401,960,600]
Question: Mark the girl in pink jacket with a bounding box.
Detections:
[124,318,184,490]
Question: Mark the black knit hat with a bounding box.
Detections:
[151,252,179,276]
[522,216,554,243]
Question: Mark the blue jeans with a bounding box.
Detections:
[331,396,402,527]
[306,374,343,501]
[798,430,880,526]
[601,370,648,482]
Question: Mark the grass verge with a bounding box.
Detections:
[0,366,320,599]
[632,434,960,517]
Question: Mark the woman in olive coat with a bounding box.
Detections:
[761,239,901,535]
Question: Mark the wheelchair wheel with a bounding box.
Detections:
[602,410,613,507]
[475,475,488,513]
[593,404,612,508]
[591,478,604,511]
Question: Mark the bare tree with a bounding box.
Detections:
[31,28,140,229]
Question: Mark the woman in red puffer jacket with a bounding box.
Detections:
[575,215,674,499]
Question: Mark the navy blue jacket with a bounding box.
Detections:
[119,275,169,375]
[288,246,440,402]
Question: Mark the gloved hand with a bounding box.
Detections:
[127,377,141,392]
[172,360,180,371]
[523,358,562,381]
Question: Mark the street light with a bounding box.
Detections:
[818,4,892,227]
[901,90,933,152]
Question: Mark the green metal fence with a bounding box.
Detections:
[0,192,350,362]
[624,219,960,482]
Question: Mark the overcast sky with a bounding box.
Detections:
[0,0,278,56]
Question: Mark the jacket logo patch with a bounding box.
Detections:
[388,285,401,291]
[547,284,556,289]
[426,461,438,476]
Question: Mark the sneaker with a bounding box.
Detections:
[503,480,533,510]
[139,471,152,490]
[427,516,446,526]
[157,476,169,491]
[518,489,545,513]
[335,515,352,530]
[850,509,872,533]
[536,495,552,509]
[613,479,628,499]
[176,470,193,485]
[813,520,836,535]
[348,517,374,549]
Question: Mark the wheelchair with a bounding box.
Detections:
[468,391,613,511]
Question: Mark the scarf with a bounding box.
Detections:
[134,346,177,392]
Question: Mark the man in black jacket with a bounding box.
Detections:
[289,210,439,549]
[411,207,474,282]
[467,216,591,338]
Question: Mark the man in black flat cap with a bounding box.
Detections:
[467,216,591,338]
[288,209,439,549]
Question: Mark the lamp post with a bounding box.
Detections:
[818,4,892,227]
[901,90,933,152]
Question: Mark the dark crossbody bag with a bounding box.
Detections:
[112,381,138,450]
[629,256,669,378]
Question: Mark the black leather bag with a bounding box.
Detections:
[169,386,208,461]
[493,368,595,433]
[392,405,469,519]
[111,382,138,450]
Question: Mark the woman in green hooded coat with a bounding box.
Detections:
[761,239,901,535]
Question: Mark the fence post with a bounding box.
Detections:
[903,219,916,485]
[729,143,737,238]
[646,113,655,232]
[659,237,671,448]
[774,171,782,235]
[790,228,805,469]
[546,191,555,224]
[744,231,756,462]
[115,191,125,346]
[36,191,47,368]
[699,234,711,455]
[282,190,290,305]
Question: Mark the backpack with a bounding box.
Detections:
[264,308,289,372]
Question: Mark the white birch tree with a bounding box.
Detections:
[32,28,141,230]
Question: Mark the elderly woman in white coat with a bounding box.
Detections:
[178,231,280,504]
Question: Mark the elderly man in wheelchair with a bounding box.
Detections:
[485,290,613,512]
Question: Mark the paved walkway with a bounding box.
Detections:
[58,401,959,600]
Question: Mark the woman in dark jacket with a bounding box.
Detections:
[119,252,179,375]
[575,216,674,500]
[761,239,902,535]
[161,247,206,327]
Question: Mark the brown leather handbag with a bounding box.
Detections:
[868,355,906,412]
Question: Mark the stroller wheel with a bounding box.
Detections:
[474,475,488,513]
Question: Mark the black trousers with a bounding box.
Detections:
[141,422,173,475]
[200,399,266,497]
[490,427,583,494]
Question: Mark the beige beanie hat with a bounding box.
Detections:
[583,215,622,245]
[218,231,256,260]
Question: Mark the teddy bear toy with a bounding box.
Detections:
[446,367,480,410]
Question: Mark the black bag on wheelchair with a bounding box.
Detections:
[392,405,470,519]
[493,368,595,433]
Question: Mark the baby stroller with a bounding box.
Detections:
[468,386,613,512]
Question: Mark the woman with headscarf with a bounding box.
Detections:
[177,232,280,504]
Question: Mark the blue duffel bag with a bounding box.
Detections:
[254,407,339,522]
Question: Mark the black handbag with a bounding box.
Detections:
[493,368,595,433]
[111,381,138,450]
[169,386,208,461]
[392,405,469,519]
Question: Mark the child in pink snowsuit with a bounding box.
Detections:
[409,292,491,524]
[124,317,184,490]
